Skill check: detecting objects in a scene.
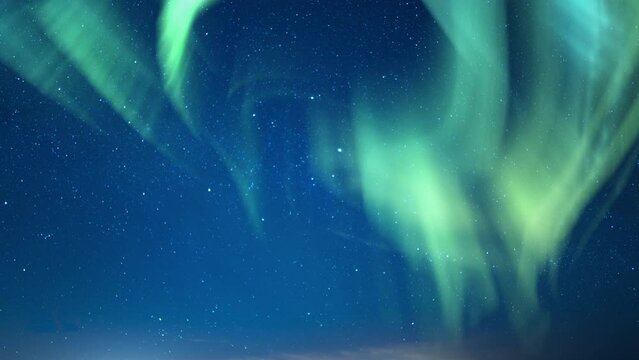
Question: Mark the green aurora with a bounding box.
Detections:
[1,0,638,338]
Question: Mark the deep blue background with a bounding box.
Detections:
[0,1,638,359]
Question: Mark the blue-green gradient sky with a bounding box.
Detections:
[1,0,638,359]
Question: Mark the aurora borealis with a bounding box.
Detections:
[1,0,639,359]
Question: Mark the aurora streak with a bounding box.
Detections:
[1,0,638,340]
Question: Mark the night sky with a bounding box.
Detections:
[1,1,639,359]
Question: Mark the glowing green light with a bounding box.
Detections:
[158,0,218,136]
[312,0,639,336]
[1,0,638,339]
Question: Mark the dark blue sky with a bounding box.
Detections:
[1,1,638,359]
